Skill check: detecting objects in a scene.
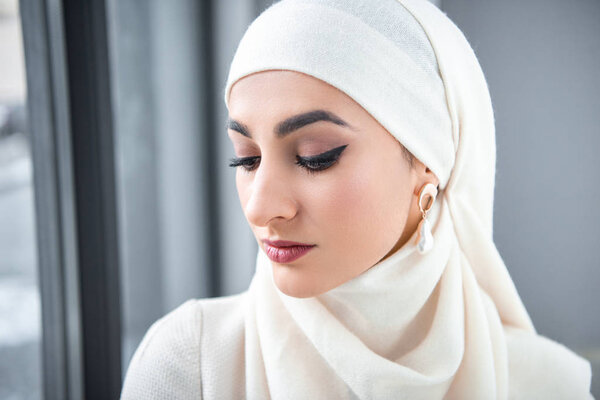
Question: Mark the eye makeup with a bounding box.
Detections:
[228,144,348,174]
[295,144,348,174]
[228,155,260,171]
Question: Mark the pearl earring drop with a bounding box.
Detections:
[416,183,438,254]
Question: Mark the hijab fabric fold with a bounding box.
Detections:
[223,0,593,398]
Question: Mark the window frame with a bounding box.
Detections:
[20,0,122,398]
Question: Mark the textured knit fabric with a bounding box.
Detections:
[121,0,593,398]
[120,299,202,399]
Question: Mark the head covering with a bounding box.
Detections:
[222,0,592,398]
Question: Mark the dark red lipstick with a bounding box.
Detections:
[262,239,316,263]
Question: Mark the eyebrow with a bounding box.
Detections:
[226,109,354,139]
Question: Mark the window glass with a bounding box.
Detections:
[0,0,43,398]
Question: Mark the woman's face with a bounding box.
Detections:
[227,70,436,298]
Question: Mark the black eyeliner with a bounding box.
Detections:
[295,144,348,173]
[228,144,349,172]
[299,144,348,162]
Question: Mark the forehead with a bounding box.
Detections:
[229,70,370,131]
[228,70,358,114]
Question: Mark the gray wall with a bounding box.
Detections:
[442,0,600,394]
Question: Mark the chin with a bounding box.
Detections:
[271,264,327,298]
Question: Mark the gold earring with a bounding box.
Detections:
[415,183,438,254]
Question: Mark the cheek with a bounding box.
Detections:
[306,157,408,250]
[235,171,251,208]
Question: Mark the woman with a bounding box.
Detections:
[121,0,593,398]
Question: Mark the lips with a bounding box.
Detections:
[262,239,316,263]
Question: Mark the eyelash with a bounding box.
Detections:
[228,144,348,175]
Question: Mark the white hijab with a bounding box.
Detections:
[223,0,592,398]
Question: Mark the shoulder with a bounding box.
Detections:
[198,291,247,338]
[121,299,203,399]
[120,293,248,400]
[197,293,248,399]
[504,326,593,399]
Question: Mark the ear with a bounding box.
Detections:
[412,158,440,197]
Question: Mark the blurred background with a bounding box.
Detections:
[0,0,42,398]
[1,0,598,398]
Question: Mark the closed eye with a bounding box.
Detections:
[295,144,348,174]
[228,155,260,171]
[228,144,348,174]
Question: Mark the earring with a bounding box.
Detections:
[415,183,438,254]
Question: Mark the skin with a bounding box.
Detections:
[227,70,439,298]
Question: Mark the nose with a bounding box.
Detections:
[243,160,298,228]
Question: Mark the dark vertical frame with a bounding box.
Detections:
[199,0,222,297]
[62,0,122,398]
[20,0,122,398]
